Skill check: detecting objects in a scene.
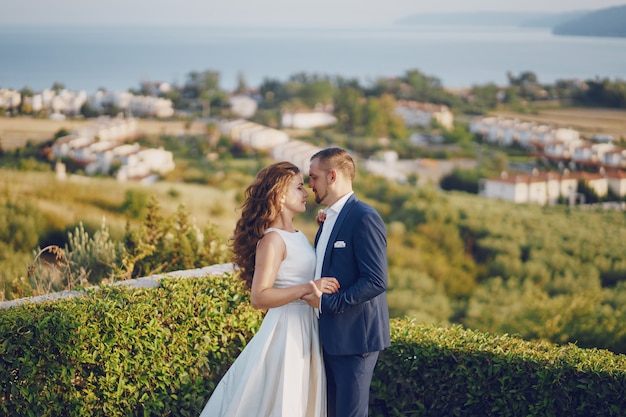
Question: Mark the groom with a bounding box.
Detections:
[304,147,390,417]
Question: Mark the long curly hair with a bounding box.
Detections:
[231,161,301,289]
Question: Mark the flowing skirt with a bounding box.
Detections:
[199,301,326,417]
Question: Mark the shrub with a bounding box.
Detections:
[372,319,626,417]
[119,198,228,280]
[0,274,263,417]
[2,276,626,416]
[65,220,119,284]
[121,189,151,219]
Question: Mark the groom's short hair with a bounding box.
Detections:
[311,147,355,180]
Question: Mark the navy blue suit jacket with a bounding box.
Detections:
[315,194,391,356]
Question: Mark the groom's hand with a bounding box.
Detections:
[302,278,339,308]
[315,277,340,294]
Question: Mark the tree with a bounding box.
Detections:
[507,71,538,87]
[471,83,500,109]
[576,78,626,108]
[259,78,284,107]
[503,86,521,105]
[51,82,65,92]
[440,169,480,194]
[235,71,249,94]
[20,101,33,115]
[363,94,406,139]
[206,123,220,149]
[577,180,601,204]
[364,98,385,138]
[161,88,182,109]
[403,69,445,103]
[183,70,221,99]
[19,86,34,97]
[334,86,364,133]
[80,102,100,118]
[296,74,336,108]
[169,204,199,271]
[506,71,546,100]
[53,128,71,140]
[443,125,473,146]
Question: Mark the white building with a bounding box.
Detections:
[479,170,608,205]
[114,147,174,180]
[394,100,454,130]
[554,128,580,143]
[90,90,174,118]
[219,119,250,137]
[228,95,258,118]
[499,119,518,147]
[531,125,555,147]
[602,147,626,169]
[220,119,289,151]
[516,122,536,148]
[270,141,321,175]
[245,126,289,150]
[480,171,551,205]
[51,116,172,181]
[17,88,91,115]
[50,89,87,114]
[0,89,21,110]
[27,95,43,112]
[469,116,496,136]
[281,110,337,129]
[544,139,585,161]
[53,135,94,159]
[606,170,626,197]
[573,171,608,197]
[558,170,579,200]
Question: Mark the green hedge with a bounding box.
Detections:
[0,274,263,417]
[2,274,626,416]
[373,323,626,416]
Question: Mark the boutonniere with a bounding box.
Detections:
[316,209,326,226]
[333,241,346,248]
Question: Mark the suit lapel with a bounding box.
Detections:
[314,224,322,247]
[322,194,358,271]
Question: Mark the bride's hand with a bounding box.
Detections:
[314,277,340,294]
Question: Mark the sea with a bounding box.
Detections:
[0,25,625,93]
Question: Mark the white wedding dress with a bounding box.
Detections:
[199,228,326,417]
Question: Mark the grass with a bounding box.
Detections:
[0,166,321,245]
[0,116,208,150]
[490,107,626,140]
[0,168,240,240]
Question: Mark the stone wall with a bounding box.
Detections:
[0,263,235,310]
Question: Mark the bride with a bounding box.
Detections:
[199,161,339,417]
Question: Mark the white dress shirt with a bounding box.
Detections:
[314,192,353,315]
[315,191,354,280]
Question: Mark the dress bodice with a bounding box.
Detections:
[264,228,316,289]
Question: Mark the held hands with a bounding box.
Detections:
[315,277,340,294]
[302,277,339,308]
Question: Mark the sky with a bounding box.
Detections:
[1,0,625,27]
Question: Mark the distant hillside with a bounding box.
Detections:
[553,5,626,38]
[394,11,585,27]
[519,11,588,28]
